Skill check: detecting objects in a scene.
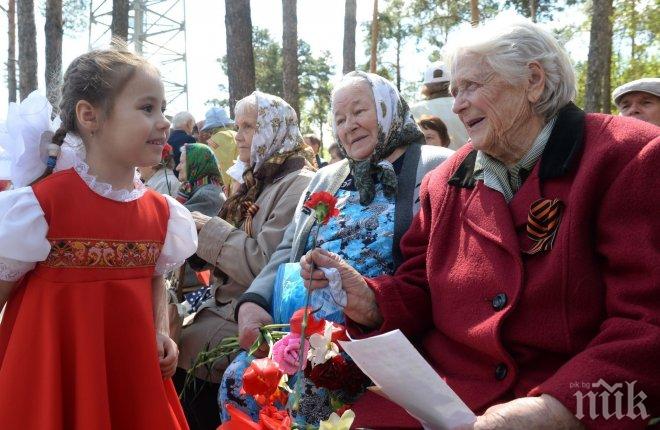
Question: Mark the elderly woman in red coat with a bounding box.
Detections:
[301,16,659,430]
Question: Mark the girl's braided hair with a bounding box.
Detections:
[36,46,152,182]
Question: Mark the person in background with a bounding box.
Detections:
[168,111,196,172]
[175,143,226,216]
[202,107,239,194]
[327,142,345,164]
[410,61,469,149]
[612,77,660,127]
[140,143,181,197]
[193,120,205,142]
[191,123,200,142]
[417,114,451,147]
[303,134,327,167]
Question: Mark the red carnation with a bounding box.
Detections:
[289,308,325,338]
[259,406,292,430]
[304,191,339,225]
[341,360,371,396]
[329,323,349,344]
[306,355,347,391]
[217,404,260,429]
[242,358,283,405]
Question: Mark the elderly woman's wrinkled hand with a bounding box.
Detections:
[473,395,584,430]
[237,302,273,355]
[300,248,383,329]
[190,211,211,231]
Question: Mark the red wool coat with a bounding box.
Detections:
[351,104,660,429]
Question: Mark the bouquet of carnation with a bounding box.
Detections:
[197,192,370,429]
[218,308,371,429]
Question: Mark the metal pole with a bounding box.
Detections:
[182,0,188,110]
[134,0,143,54]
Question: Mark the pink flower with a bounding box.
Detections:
[271,333,310,375]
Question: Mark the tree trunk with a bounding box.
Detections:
[17,0,37,100]
[395,24,401,91]
[7,0,17,103]
[318,118,324,142]
[342,0,356,74]
[282,0,299,115]
[470,0,480,26]
[584,0,613,112]
[45,0,63,109]
[225,0,256,117]
[530,0,538,22]
[369,0,378,73]
[629,0,636,62]
[111,0,129,43]
[601,14,613,114]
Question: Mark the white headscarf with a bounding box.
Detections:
[330,71,423,205]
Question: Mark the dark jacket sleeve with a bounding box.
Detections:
[183,184,226,217]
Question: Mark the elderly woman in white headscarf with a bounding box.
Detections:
[301,16,660,430]
[174,91,317,430]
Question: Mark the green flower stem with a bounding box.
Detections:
[290,221,322,412]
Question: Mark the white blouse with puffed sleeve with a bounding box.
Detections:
[0,187,51,281]
[155,195,198,276]
[0,171,197,282]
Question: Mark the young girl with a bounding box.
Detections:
[0,49,197,429]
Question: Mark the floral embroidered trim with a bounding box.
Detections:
[43,239,162,268]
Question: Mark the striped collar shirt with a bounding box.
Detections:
[474,116,557,202]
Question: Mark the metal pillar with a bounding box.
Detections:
[88,0,189,111]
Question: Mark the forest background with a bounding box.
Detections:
[0,0,657,139]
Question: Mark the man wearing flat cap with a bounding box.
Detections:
[612,77,660,127]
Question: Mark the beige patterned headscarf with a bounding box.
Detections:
[250,91,306,173]
[219,91,316,233]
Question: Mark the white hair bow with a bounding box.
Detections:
[0,91,61,187]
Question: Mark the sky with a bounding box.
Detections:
[0,0,589,122]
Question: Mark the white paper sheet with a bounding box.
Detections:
[340,330,476,430]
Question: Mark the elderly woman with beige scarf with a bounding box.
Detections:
[173,92,316,430]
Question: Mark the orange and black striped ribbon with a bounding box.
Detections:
[242,202,260,237]
[525,198,564,255]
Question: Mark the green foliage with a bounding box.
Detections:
[361,0,414,91]
[504,0,581,21]
[574,0,659,112]
[213,27,335,138]
[39,0,88,33]
[62,0,88,32]
[408,0,499,55]
[361,0,500,101]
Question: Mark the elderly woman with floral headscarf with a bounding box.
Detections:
[220,71,454,424]
[175,143,225,215]
[173,92,316,430]
[301,17,660,430]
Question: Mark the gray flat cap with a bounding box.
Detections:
[612,78,660,105]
